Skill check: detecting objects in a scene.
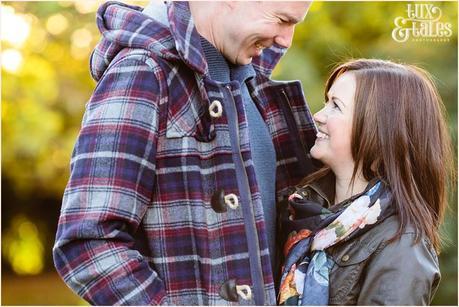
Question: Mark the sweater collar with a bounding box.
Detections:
[200,37,230,83]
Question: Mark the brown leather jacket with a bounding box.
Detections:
[283,174,441,305]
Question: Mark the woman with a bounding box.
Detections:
[278,59,454,305]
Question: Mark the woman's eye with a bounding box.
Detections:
[324,99,340,110]
[330,98,341,110]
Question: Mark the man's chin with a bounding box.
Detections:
[232,54,253,66]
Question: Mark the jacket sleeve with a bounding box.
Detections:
[53,54,166,305]
[358,233,441,305]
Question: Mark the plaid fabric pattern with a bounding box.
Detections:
[53,1,317,305]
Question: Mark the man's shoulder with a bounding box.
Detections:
[105,48,163,73]
[96,47,175,94]
[89,47,172,108]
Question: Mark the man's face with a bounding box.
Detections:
[218,2,311,65]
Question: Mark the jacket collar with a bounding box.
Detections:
[307,171,336,208]
[305,171,382,211]
[167,2,208,75]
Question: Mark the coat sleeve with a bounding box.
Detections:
[357,233,441,305]
[53,54,167,305]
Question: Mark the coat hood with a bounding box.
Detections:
[90,1,179,81]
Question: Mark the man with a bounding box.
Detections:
[53,1,316,305]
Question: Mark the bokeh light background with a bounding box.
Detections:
[1,1,457,305]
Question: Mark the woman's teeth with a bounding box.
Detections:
[316,131,329,139]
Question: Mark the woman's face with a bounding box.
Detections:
[310,72,357,170]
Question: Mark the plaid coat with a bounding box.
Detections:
[53,1,317,305]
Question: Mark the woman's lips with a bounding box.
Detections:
[316,131,329,140]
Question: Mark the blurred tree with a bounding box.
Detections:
[1,1,457,305]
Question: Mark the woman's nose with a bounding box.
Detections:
[313,107,326,125]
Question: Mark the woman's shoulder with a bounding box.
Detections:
[328,214,439,273]
[330,215,438,263]
[368,215,438,259]
[328,214,441,305]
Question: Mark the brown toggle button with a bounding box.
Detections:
[341,254,350,262]
[211,188,227,213]
[219,279,238,302]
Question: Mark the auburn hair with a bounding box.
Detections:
[304,59,454,253]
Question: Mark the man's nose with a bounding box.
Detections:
[274,26,295,48]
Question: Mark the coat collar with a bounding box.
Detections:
[304,170,383,211]
[167,2,208,75]
[306,171,336,208]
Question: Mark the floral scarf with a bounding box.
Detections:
[278,180,395,305]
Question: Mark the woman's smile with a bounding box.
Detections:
[316,130,329,140]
